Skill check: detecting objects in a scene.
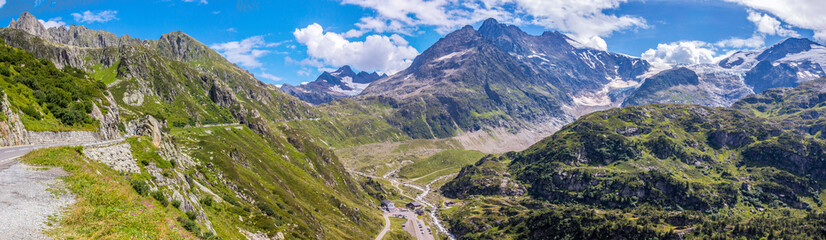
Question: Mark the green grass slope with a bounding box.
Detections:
[441,104,826,239]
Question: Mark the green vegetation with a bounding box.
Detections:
[441,155,524,199]
[0,40,106,131]
[397,150,485,179]
[171,125,383,239]
[442,102,826,239]
[127,136,172,169]
[336,138,464,176]
[20,147,193,239]
[89,61,120,85]
[384,217,413,240]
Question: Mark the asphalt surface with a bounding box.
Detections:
[384,208,435,240]
[376,214,391,240]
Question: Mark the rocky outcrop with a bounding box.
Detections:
[126,115,165,147]
[208,78,237,108]
[82,143,139,173]
[0,96,30,146]
[90,92,122,140]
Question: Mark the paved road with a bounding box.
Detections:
[375,214,391,240]
[382,209,435,240]
[351,170,449,240]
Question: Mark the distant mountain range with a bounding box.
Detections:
[347,18,650,150]
[280,66,385,104]
[624,38,826,107]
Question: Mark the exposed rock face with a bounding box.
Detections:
[9,12,141,49]
[623,67,700,106]
[90,93,122,140]
[208,78,238,108]
[281,66,386,105]
[126,115,164,147]
[82,143,139,173]
[0,96,30,146]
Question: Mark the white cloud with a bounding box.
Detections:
[342,29,367,38]
[0,0,6,9]
[182,0,208,4]
[746,10,799,37]
[641,41,717,65]
[340,0,645,50]
[39,17,66,29]
[71,10,118,23]
[297,70,311,76]
[211,36,272,68]
[258,72,283,81]
[716,35,765,49]
[294,23,419,74]
[226,28,236,32]
[725,0,826,42]
[285,56,326,68]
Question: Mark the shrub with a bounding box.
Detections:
[200,196,213,207]
[19,105,42,120]
[171,199,182,208]
[186,211,198,220]
[177,216,200,233]
[151,191,168,207]
[222,195,240,207]
[130,180,149,195]
[256,202,275,216]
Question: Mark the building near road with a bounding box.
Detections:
[406,201,423,210]
[381,200,395,210]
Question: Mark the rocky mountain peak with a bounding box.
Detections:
[155,30,218,62]
[9,12,47,37]
[758,37,821,62]
[332,65,356,77]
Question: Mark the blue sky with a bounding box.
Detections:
[0,0,824,86]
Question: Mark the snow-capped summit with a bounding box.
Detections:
[281,66,386,105]
[625,38,826,107]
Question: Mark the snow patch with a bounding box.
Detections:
[572,77,639,107]
[434,49,472,62]
[328,76,370,96]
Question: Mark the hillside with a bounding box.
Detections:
[441,100,826,239]
[0,12,384,239]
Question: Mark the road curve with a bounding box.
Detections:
[375,214,391,240]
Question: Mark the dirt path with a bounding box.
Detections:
[0,139,124,239]
[0,160,73,239]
